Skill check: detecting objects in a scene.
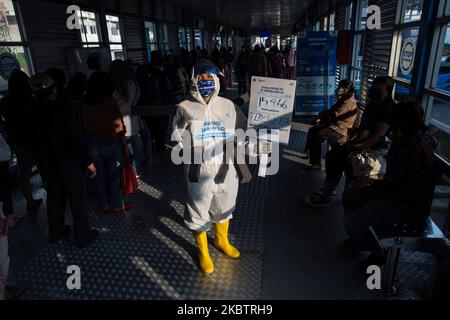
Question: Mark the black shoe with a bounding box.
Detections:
[76,229,99,249]
[5,284,28,300]
[358,251,387,271]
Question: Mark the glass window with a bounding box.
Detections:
[314,21,320,31]
[351,69,362,99]
[110,44,124,60]
[435,23,450,93]
[429,96,450,134]
[186,28,192,51]
[77,10,100,46]
[396,27,419,81]
[434,128,450,163]
[158,24,169,53]
[353,34,364,69]
[0,0,21,42]
[0,0,31,92]
[145,21,157,54]
[178,27,186,49]
[106,15,122,43]
[329,12,335,31]
[403,0,423,23]
[428,97,450,163]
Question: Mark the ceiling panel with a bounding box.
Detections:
[165,0,313,34]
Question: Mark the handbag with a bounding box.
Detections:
[121,161,138,197]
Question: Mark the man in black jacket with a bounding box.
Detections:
[30,73,99,248]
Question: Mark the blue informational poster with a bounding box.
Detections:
[295,31,338,115]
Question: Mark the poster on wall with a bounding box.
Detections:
[247,76,297,145]
[295,31,338,115]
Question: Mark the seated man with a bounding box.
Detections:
[303,79,358,170]
[305,76,396,206]
[342,100,438,268]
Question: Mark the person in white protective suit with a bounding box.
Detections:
[172,59,248,275]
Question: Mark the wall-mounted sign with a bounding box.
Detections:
[295,31,338,115]
[399,38,416,76]
[0,53,21,80]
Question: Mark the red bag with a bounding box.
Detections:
[121,162,138,197]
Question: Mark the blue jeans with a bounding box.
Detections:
[87,136,124,209]
[127,135,140,175]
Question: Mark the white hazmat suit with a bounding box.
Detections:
[173,73,247,232]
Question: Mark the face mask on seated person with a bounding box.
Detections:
[197,79,216,98]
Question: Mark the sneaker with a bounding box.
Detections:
[304,194,331,207]
[313,189,337,196]
[77,229,100,249]
[5,284,28,300]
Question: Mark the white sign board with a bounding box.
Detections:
[0,53,21,80]
[248,76,297,144]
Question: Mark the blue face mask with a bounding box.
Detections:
[197,79,215,98]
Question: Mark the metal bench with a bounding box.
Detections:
[373,217,450,296]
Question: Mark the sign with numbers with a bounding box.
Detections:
[248,76,297,145]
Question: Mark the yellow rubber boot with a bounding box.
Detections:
[214,220,240,259]
[193,231,214,275]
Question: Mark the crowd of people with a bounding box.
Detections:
[0,42,442,298]
[303,76,439,270]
